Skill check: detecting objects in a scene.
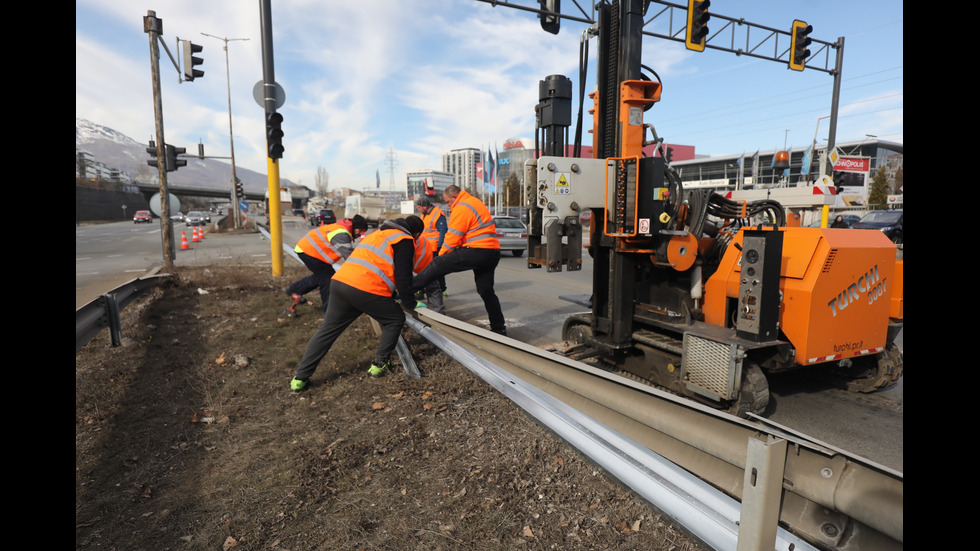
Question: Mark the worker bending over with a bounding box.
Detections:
[285,215,368,313]
[290,216,427,393]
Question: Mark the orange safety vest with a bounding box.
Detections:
[333,228,414,296]
[294,222,352,269]
[441,190,499,255]
[420,205,446,253]
[413,235,433,274]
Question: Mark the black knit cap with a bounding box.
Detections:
[350,215,368,231]
[405,215,424,237]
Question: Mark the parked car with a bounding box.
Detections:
[492,215,528,257]
[851,210,903,244]
[292,209,307,219]
[312,209,337,226]
[185,211,212,226]
[133,210,152,224]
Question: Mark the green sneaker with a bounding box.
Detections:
[290,377,309,393]
[442,290,448,296]
[367,361,390,378]
[416,300,428,309]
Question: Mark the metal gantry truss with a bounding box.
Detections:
[474,0,845,179]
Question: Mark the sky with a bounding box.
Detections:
[76,0,903,194]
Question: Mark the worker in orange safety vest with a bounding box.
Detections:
[414,196,447,313]
[289,216,426,393]
[412,185,506,336]
[285,215,368,313]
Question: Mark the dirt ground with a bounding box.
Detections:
[76,264,707,551]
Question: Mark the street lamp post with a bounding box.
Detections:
[202,32,249,229]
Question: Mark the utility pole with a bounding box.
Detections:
[202,32,250,229]
[143,10,176,269]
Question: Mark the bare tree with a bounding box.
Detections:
[315,166,329,196]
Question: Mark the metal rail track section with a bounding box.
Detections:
[406,309,903,551]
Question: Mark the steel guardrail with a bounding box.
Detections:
[406,308,903,550]
[75,273,171,352]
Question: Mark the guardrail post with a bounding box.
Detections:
[737,435,788,551]
[103,292,123,347]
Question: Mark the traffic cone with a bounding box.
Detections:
[192,226,200,242]
[198,224,206,239]
[180,230,190,250]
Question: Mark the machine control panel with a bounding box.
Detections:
[736,229,783,341]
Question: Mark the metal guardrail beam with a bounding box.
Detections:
[406,313,821,550]
[406,309,903,550]
[75,274,171,352]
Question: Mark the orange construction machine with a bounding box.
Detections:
[525,0,903,416]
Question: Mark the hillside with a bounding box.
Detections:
[75,118,301,196]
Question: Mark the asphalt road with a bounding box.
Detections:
[77,218,903,472]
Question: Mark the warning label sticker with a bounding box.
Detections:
[555,173,570,195]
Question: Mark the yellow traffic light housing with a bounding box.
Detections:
[686,0,710,52]
[789,20,812,71]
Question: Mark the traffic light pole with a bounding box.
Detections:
[144,10,176,269]
[259,0,284,277]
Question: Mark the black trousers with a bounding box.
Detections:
[293,281,405,381]
[413,247,505,332]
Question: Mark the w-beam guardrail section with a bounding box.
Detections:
[407,309,903,551]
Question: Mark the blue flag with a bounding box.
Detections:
[801,144,814,176]
[487,149,496,193]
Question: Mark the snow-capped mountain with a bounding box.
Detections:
[75,118,298,195]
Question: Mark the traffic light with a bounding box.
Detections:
[789,20,812,71]
[685,0,710,52]
[266,111,284,159]
[166,144,187,172]
[146,140,163,170]
[182,41,204,81]
[539,0,560,35]
[234,178,244,199]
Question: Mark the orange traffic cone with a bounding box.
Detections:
[192,226,200,242]
[180,230,190,250]
[198,224,206,239]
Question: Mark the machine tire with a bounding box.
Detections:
[844,343,903,393]
[512,250,524,257]
[728,363,770,418]
[562,315,593,344]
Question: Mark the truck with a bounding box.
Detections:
[345,194,386,227]
[263,188,293,217]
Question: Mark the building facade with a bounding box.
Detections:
[442,148,483,195]
[406,169,454,200]
[670,139,904,208]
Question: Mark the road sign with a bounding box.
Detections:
[240,201,249,212]
[253,80,285,110]
[149,192,181,218]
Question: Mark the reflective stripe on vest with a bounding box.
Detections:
[296,224,350,269]
[333,228,412,296]
[421,206,444,253]
[443,194,498,252]
[413,237,433,274]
